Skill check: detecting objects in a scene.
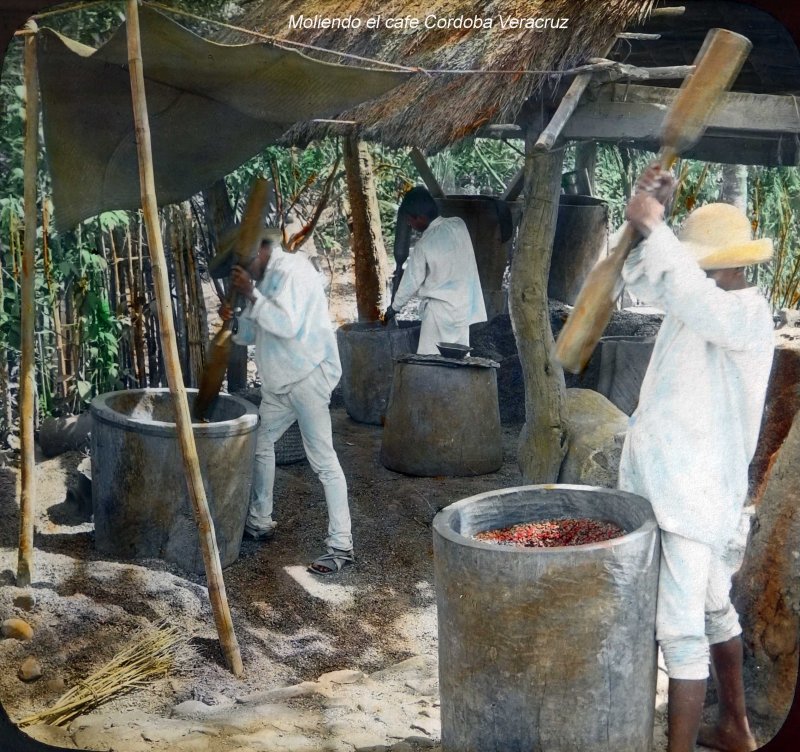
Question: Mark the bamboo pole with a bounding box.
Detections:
[127,223,146,386]
[17,20,39,587]
[0,239,11,439]
[169,208,189,381]
[182,202,206,387]
[124,0,242,676]
[42,199,67,399]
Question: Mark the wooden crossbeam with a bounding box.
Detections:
[534,72,594,152]
[409,147,445,197]
[650,6,686,17]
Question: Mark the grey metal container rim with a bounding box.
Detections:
[90,389,259,439]
[432,484,658,554]
[600,335,657,342]
[559,194,608,207]
[337,320,421,332]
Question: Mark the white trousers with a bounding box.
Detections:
[247,365,353,552]
[418,299,469,354]
[657,531,742,680]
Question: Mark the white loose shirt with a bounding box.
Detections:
[232,247,341,395]
[618,223,774,550]
[393,215,487,332]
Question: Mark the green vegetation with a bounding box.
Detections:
[1,1,799,445]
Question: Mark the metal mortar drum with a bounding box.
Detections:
[380,353,502,476]
[90,388,258,574]
[549,195,609,306]
[336,320,421,425]
[597,335,656,415]
[433,484,660,752]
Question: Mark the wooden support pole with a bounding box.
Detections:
[17,20,39,588]
[409,148,445,198]
[124,0,243,677]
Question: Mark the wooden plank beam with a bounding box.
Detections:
[409,148,445,197]
[563,85,800,141]
[619,134,800,168]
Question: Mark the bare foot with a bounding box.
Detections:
[696,723,757,752]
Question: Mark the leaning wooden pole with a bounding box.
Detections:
[17,20,39,588]
[124,0,243,676]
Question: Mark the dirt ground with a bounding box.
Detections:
[0,414,525,739]
[0,251,786,749]
[0,415,783,751]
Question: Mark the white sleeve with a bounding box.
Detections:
[240,269,307,339]
[623,223,768,351]
[392,239,429,311]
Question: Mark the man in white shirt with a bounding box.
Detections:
[384,187,487,353]
[220,230,354,576]
[620,164,774,752]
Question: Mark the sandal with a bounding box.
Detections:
[308,548,355,576]
[243,522,277,541]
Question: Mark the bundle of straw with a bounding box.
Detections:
[19,622,188,728]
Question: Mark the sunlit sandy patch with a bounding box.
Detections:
[283,566,357,607]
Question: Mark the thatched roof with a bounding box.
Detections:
[229,0,654,151]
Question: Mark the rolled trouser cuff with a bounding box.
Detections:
[660,635,710,680]
[706,605,742,646]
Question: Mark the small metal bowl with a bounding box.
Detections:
[436,342,471,359]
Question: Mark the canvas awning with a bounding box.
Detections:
[37,7,410,231]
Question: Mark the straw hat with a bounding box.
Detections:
[208,226,283,279]
[677,203,773,270]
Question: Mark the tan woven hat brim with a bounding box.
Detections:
[686,237,774,270]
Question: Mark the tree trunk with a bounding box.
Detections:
[509,137,567,483]
[0,247,9,441]
[733,408,800,722]
[182,202,206,387]
[719,163,747,212]
[42,200,66,400]
[168,207,189,382]
[344,135,390,321]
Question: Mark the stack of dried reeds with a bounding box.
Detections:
[18,622,189,728]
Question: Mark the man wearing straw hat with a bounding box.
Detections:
[619,164,774,752]
[383,186,487,353]
[217,230,355,576]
